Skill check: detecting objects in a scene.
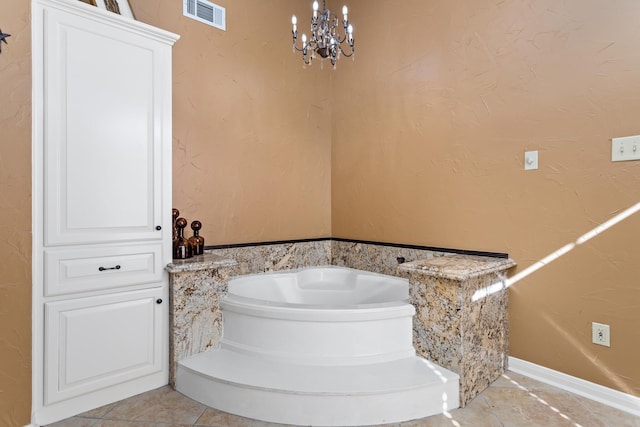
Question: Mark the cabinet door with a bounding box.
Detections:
[43,6,169,245]
[44,288,165,405]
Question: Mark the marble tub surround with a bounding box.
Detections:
[399,254,517,407]
[166,251,237,274]
[331,239,441,276]
[401,255,516,281]
[167,240,516,409]
[166,253,237,386]
[330,239,508,277]
[207,239,332,275]
[202,238,507,278]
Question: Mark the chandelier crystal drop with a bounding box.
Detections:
[291,0,354,69]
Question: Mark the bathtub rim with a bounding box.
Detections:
[223,265,413,319]
[221,296,415,321]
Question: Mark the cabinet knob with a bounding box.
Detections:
[156,225,162,231]
[156,298,163,304]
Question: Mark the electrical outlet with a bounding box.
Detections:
[592,322,610,347]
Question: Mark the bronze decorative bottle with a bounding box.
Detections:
[189,220,205,256]
[172,208,180,242]
[173,217,193,259]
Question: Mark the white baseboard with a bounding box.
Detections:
[509,357,640,417]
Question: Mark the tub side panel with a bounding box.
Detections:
[221,303,416,364]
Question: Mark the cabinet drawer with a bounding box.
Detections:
[44,244,164,296]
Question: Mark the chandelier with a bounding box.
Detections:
[291,0,354,68]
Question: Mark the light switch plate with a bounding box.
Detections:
[524,150,538,170]
[612,135,640,162]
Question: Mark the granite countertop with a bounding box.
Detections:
[165,251,237,273]
[398,254,516,281]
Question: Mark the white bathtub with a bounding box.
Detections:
[226,265,410,308]
[221,266,416,365]
[177,266,460,426]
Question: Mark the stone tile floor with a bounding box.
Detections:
[48,371,640,427]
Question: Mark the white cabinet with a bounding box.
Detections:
[32,0,178,424]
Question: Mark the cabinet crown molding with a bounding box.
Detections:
[36,0,180,45]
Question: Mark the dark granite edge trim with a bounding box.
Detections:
[205,237,509,259]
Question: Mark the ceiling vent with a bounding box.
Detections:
[183,0,226,31]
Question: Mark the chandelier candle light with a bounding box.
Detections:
[291,0,354,68]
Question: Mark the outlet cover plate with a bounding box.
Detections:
[592,322,610,347]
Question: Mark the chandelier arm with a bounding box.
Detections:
[333,33,347,44]
[292,33,307,53]
[292,44,307,53]
[338,44,354,57]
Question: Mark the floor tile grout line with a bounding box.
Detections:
[96,404,119,421]
[479,393,506,427]
[569,390,615,427]
[191,405,208,427]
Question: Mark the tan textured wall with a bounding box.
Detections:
[3,0,640,423]
[133,0,332,245]
[332,0,640,396]
[0,1,32,425]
